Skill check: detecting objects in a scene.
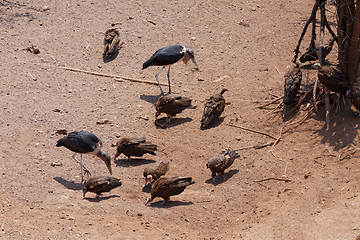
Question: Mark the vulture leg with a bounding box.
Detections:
[167,66,172,93]
[155,66,166,96]
[165,116,172,124]
[162,197,170,205]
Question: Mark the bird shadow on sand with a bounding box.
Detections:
[155,117,192,129]
[200,117,225,130]
[140,94,161,104]
[149,200,193,208]
[102,50,119,63]
[115,158,156,168]
[53,177,83,191]
[204,169,239,186]
[83,195,120,202]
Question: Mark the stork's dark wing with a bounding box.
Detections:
[143,45,184,69]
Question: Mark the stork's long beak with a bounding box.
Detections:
[104,158,112,175]
[191,57,200,71]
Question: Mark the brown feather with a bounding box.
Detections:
[148,176,194,203]
[83,176,121,198]
[143,160,169,185]
[207,149,240,178]
[283,66,302,105]
[115,137,157,159]
[103,28,120,57]
[155,93,192,118]
[201,88,228,128]
[317,65,349,95]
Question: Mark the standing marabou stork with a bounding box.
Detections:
[142,44,200,95]
[56,130,112,183]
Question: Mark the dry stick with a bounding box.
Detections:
[292,1,319,63]
[319,0,331,130]
[226,123,277,140]
[270,126,285,159]
[313,77,319,111]
[257,96,283,109]
[287,88,313,115]
[58,66,168,86]
[233,142,274,152]
[254,177,291,183]
[34,63,169,87]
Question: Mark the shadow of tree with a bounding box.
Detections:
[115,158,156,167]
[204,169,240,186]
[311,105,360,151]
[53,177,83,191]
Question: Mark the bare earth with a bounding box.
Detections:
[1,0,360,239]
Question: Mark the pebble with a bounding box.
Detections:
[42,6,50,11]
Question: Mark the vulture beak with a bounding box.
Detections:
[145,198,152,205]
[83,189,87,198]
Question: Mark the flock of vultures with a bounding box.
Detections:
[56,28,238,205]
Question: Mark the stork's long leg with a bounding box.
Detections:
[155,66,165,96]
[167,66,171,93]
[72,153,91,182]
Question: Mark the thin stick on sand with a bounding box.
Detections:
[34,63,168,87]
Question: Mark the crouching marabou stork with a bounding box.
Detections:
[56,130,112,183]
[142,44,200,95]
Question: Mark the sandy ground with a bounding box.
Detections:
[1,0,360,239]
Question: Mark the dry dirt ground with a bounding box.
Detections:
[1,0,360,239]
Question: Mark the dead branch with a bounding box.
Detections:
[34,63,168,87]
[270,126,285,158]
[226,123,277,140]
[257,96,283,108]
[254,177,291,183]
[233,142,274,151]
[292,1,319,63]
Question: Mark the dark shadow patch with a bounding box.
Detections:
[140,94,161,104]
[142,185,152,193]
[311,104,360,151]
[155,117,192,129]
[115,158,156,167]
[148,200,193,208]
[83,195,120,202]
[205,169,239,185]
[53,177,83,191]
[102,49,119,63]
[200,117,225,130]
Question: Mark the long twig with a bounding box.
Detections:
[257,96,283,109]
[226,123,277,140]
[270,126,285,158]
[34,63,168,86]
[233,142,274,151]
[254,177,291,183]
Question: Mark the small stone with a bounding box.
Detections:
[184,218,189,222]
[137,213,143,217]
[42,6,50,11]
[51,162,62,167]
[68,217,75,220]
